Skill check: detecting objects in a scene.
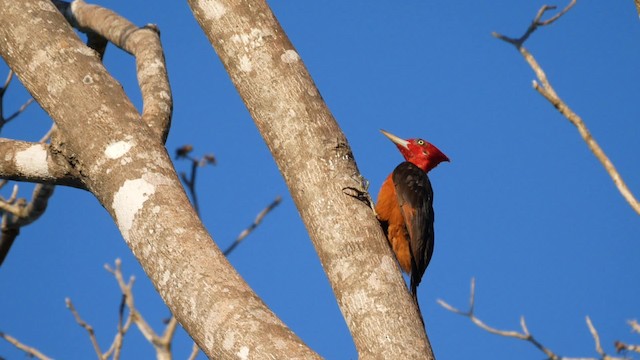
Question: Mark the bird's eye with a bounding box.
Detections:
[416,139,425,146]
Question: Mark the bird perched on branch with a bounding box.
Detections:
[375,129,449,302]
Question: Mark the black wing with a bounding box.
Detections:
[392,162,435,299]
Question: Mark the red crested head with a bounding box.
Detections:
[380,129,449,173]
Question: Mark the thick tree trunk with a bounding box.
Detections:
[0,1,318,358]
[188,0,434,358]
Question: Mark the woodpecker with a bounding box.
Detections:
[375,129,449,301]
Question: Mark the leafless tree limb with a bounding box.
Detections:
[613,320,640,355]
[439,278,629,360]
[52,0,172,142]
[223,195,282,256]
[189,0,432,356]
[0,70,34,133]
[0,331,53,360]
[105,259,175,360]
[176,145,216,216]
[492,1,640,216]
[187,343,200,360]
[437,278,558,359]
[0,139,82,187]
[66,298,105,359]
[0,183,55,266]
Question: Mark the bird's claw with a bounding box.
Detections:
[342,186,378,218]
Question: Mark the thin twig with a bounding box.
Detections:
[0,70,13,96]
[187,342,200,360]
[492,1,640,216]
[437,279,558,359]
[3,98,34,124]
[105,259,176,358]
[0,331,53,360]
[586,316,605,357]
[66,298,105,359]
[223,196,283,256]
[439,279,628,360]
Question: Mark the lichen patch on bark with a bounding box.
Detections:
[14,144,50,178]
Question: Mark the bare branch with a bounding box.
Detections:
[223,196,283,256]
[0,139,82,188]
[491,0,576,46]
[2,1,316,357]
[437,279,558,359]
[105,259,176,359]
[66,297,105,359]
[187,343,200,360]
[439,279,630,360]
[0,70,13,95]
[492,1,640,216]
[3,98,34,125]
[53,0,172,141]
[0,183,55,267]
[0,331,53,360]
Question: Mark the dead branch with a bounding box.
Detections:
[438,278,628,360]
[105,259,175,360]
[176,145,216,216]
[0,70,34,133]
[52,0,172,141]
[492,1,640,216]
[0,331,53,360]
[223,195,283,256]
[66,298,105,359]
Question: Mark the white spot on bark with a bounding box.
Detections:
[222,332,235,350]
[15,145,49,178]
[281,50,300,63]
[76,46,97,58]
[113,178,156,239]
[112,173,170,239]
[82,75,93,84]
[138,58,165,78]
[237,346,250,360]
[105,140,134,159]
[160,270,170,286]
[202,0,227,20]
[238,55,252,72]
[230,28,274,47]
[37,1,57,12]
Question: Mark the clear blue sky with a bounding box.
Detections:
[1,1,639,359]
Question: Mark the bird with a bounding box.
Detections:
[375,129,449,303]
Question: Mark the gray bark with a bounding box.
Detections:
[188,0,434,358]
[0,1,318,358]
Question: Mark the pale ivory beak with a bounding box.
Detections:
[380,129,410,149]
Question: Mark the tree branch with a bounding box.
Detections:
[188,1,433,357]
[0,139,82,188]
[105,259,174,360]
[53,0,172,142]
[0,183,55,266]
[0,70,35,133]
[492,1,640,216]
[439,279,628,360]
[66,298,105,359]
[223,195,282,256]
[1,1,317,358]
[0,331,53,360]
